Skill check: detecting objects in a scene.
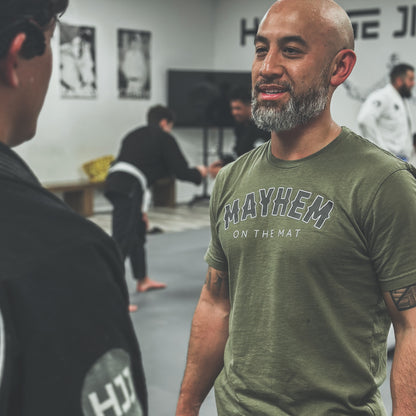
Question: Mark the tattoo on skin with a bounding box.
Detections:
[390,284,416,311]
[205,268,229,298]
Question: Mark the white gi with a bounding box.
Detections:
[357,83,413,160]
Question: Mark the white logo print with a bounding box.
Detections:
[224,186,334,230]
[82,349,143,416]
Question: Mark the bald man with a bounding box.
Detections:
[176,0,416,415]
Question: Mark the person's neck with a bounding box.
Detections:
[0,88,20,147]
[0,111,12,147]
[270,113,341,161]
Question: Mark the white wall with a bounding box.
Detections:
[16,0,217,203]
[212,0,274,72]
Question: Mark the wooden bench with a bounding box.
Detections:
[45,176,176,216]
[44,180,104,217]
[152,177,176,208]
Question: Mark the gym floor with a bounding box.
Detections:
[91,204,393,416]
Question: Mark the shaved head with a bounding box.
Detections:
[263,0,354,57]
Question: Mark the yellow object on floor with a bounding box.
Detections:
[82,155,114,183]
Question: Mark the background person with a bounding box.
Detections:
[105,105,207,294]
[358,63,415,161]
[176,0,416,415]
[0,0,148,414]
[209,86,269,177]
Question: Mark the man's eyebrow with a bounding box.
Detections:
[254,34,308,48]
[279,35,308,47]
[254,34,266,45]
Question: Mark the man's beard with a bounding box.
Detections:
[252,75,330,133]
[398,84,412,98]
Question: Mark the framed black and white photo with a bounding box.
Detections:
[59,23,97,98]
[118,29,151,99]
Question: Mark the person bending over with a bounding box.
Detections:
[105,105,207,293]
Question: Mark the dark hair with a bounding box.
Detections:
[147,105,175,127]
[228,85,252,105]
[0,0,68,59]
[390,63,415,83]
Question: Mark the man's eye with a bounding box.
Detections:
[255,46,268,55]
[283,47,301,55]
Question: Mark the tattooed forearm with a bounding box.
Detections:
[205,267,229,298]
[390,284,416,311]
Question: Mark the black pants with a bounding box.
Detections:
[106,188,147,281]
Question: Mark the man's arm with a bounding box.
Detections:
[176,266,230,416]
[162,134,204,184]
[383,284,416,415]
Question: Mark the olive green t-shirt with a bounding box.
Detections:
[205,127,416,415]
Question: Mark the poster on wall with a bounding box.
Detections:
[118,29,151,99]
[59,23,97,98]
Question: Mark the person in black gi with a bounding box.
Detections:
[105,105,207,296]
[0,1,148,414]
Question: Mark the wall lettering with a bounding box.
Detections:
[348,9,381,40]
[240,18,260,46]
[394,5,416,37]
[241,4,416,46]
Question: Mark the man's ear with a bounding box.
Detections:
[329,49,357,88]
[159,118,168,130]
[1,33,27,87]
[392,77,403,89]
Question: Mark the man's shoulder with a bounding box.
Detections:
[129,125,174,141]
[341,127,410,173]
[124,125,148,139]
[233,139,267,161]
[122,125,173,149]
[0,181,116,279]
[342,126,389,155]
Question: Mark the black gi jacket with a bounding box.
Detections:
[105,125,202,197]
[0,143,147,415]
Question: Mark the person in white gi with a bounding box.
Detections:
[357,63,415,161]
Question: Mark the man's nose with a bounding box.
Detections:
[259,49,285,79]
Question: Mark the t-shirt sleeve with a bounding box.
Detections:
[204,170,228,272]
[366,167,416,291]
